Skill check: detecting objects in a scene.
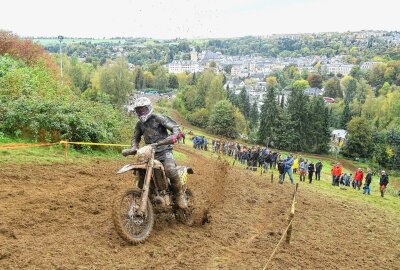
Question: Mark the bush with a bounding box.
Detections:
[1,96,133,144]
[187,108,210,128]
[207,100,237,138]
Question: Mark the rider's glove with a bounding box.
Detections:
[122,147,137,157]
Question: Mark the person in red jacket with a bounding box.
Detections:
[354,168,364,190]
[332,163,342,186]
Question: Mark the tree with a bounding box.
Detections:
[249,101,259,130]
[324,78,342,98]
[368,63,386,89]
[207,100,237,138]
[309,97,330,153]
[205,74,226,110]
[286,85,310,151]
[224,64,233,74]
[133,67,144,90]
[154,66,168,90]
[307,73,323,88]
[342,76,357,102]
[168,74,179,89]
[98,58,133,107]
[342,117,372,158]
[258,84,279,145]
[238,88,251,119]
[292,79,310,91]
[341,100,352,129]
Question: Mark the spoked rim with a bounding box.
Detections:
[120,192,151,238]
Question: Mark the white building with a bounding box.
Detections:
[322,64,354,75]
[360,61,383,70]
[168,60,204,74]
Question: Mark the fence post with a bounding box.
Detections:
[286,183,298,244]
[64,140,68,161]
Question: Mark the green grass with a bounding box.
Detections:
[178,141,400,213]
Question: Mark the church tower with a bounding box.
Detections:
[190,47,198,62]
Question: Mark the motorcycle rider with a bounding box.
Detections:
[123,97,188,209]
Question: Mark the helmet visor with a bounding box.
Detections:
[135,106,149,116]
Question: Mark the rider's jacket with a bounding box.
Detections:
[131,114,180,160]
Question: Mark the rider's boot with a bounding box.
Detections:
[163,157,188,209]
[172,182,188,209]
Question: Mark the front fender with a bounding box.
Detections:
[117,164,136,174]
[116,163,147,174]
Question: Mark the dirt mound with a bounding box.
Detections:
[0,149,399,269]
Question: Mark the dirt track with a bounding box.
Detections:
[1,147,399,270]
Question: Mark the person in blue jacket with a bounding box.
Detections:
[280,153,295,184]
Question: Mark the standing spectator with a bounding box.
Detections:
[308,161,315,183]
[354,168,364,190]
[182,132,186,144]
[363,168,372,195]
[339,173,345,186]
[379,170,389,198]
[281,153,294,184]
[293,157,299,174]
[315,160,323,181]
[332,163,342,186]
[272,152,278,169]
[331,164,336,185]
[265,151,272,171]
[344,173,351,186]
[299,159,306,182]
[277,157,285,183]
[204,137,208,151]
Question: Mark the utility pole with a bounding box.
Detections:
[58,35,64,85]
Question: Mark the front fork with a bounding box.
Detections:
[138,149,155,216]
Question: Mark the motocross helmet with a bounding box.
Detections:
[133,97,153,123]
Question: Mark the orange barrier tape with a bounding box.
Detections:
[0,142,59,149]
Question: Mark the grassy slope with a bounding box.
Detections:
[163,107,400,214]
[1,106,398,213]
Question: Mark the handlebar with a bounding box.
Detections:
[121,136,177,157]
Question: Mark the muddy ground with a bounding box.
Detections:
[0,147,399,269]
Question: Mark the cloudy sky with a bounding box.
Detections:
[1,0,398,38]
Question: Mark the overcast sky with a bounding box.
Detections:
[1,0,399,39]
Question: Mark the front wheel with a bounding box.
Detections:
[174,188,195,226]
[112,188,154,244]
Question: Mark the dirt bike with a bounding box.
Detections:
[112,143,195,244]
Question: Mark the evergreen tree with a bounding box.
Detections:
[134,67,144,90]
[227,85,240,108]
[238,88,251,119]
[341,100,352,128]
[274,108,294,150]
[309,97,330,153]
[258,84,279,145]
[286,86,310,151]
[249,101,259,130]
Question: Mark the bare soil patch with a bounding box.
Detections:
[0,148,399,269]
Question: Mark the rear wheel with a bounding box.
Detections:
[174,188,195,226]
[112,188,154,244]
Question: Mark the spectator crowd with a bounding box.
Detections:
[189,135,393,198]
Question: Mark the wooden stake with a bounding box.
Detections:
[286,183,299,244]
[64,140,68,161]
[270,172,273,183]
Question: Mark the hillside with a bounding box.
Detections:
[1,140,399,269]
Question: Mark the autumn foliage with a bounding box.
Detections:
[0,31,57,74]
